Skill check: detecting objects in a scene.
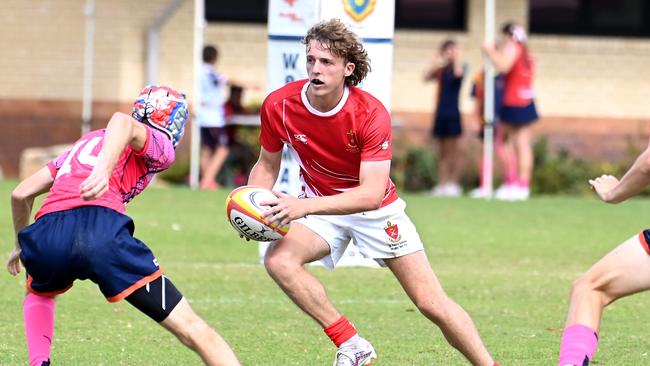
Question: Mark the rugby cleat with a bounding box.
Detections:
[333,337,377,366]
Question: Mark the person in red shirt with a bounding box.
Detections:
[483,22,539,201]
[248,19,498,366]
[467,70,512,198]
[7,86,240,366]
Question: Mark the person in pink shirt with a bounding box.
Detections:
[6,85,240,366]
[249,19,499,366]
[483,22,539,201]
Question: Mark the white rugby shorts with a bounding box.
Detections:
[295,198,424,269]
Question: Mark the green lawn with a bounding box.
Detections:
[1,180,650,365]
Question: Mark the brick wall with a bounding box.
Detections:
[0,0,193,102]
[2,0,648,115]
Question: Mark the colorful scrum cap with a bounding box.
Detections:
[132,85,189,148]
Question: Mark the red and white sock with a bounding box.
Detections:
[24,293,56,366]
[558,324,598,366]
[324,316,358,348]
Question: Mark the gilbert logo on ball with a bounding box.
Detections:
[225,185,290,242]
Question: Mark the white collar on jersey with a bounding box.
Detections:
[300,81,350,117]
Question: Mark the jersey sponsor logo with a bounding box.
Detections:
[380,140,389,150]
[294,134,308,144]
[342,0,377,22]
[346,129,360,152]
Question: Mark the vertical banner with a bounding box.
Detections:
[268,0,395,112]
[267,0,319,197]
[320,0,395,110]
[267,0,319,97]
[262,0,394,267]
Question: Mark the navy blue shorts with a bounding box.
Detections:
[433,115,462,138]
[501,102,539,126]
[200,126,230,149]
[18,206,163,302]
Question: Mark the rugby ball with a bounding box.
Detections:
[225,185,289,241]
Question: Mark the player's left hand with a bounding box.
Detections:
[482,40,495,53]
[589,174,619,202]
[79,164,110,200]
[260,190,309,228]
[6,246,22,276]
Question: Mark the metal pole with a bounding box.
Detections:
[81,0,95,135]
[146,0,184,84]
[189,0,205,190]
[482,0,495,199]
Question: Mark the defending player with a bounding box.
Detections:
[6,86,240,366]
[558,141,650,365]
[248,19,499,366]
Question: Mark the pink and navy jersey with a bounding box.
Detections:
[35,126,175,219]
[504,42,535,107]
[260,80,398,207]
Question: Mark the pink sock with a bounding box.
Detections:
[558,324,598,366]
[517,178,530,188]
[24,293,56,366]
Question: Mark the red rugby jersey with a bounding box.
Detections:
[503,42,536,107]
[260,80,398,207]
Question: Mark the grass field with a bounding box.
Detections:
[2,180,650,365]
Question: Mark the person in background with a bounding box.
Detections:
[424,39,467,197]
[197,45,231,190]
[483,22,539,201]
[224,85,256,187]
[467,70,512,198]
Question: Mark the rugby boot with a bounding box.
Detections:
[333,337,376,366]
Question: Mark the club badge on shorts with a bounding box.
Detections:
[384,221,401,243]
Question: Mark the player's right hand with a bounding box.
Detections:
[6,247,22,276]
[588,174,619,203]
[79,164,110,200]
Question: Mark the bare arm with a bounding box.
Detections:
[450,48,464,78]
[7,166,54,275]
[264,160,391,226]
[483,41,518,73]
[79,112,148,200]
[590,144,650,204]
[423,54,443,82]
[305,160,390,215]
[248,146,283,189]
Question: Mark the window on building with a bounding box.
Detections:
[530,0,650,37]
[205,0,268,23]
[396,0,467,30]
[205,1,468,31]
